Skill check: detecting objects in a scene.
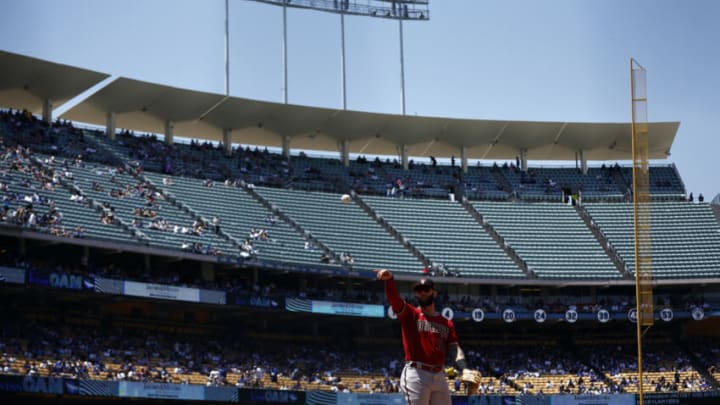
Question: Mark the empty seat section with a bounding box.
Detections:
[473,201,619,280]
[363,196,523,278]
[584,202,720,278]
[256,187,423,274]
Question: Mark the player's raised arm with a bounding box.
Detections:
[374,269,405,314]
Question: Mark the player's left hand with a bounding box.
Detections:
[461,369,482,394]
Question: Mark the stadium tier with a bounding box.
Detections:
[0,150,138,243]
[1,108,719,281]
[142,172,327,268]
[254,186,424,274]
[361,195,522,278]
[619,165,686,200]
[473,201,621,279]
[584,202,720,278]
[61,156,237,254]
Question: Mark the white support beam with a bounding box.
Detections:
[222,128,233,156]
[54,75,119,118]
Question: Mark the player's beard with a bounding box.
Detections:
[418,294,435,307]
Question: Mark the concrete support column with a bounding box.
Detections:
[164,120,174,145]
[42,99,53,123]
[579,149,588,175]
[520,148,529,172]
[541,287,550,303]
[345,277,353,296]
[340,139,350,167]
[460,146,468,174]
[106,111,116,140]
[282,135,291,159]
[222,128,232,157]
[201,261,215,282]
[18,238,26,256]
[82,245,90,269]
[400,144,409,170]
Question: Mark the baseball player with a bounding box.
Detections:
[376,269,478,405]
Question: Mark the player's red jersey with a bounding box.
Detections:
[384,278,458,366]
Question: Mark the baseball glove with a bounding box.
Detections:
[461,369,482,394]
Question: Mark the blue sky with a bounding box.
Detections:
[0,0,718,199]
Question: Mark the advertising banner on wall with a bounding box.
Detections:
[239,388,305,404]
[551,394,633,405]
[0,375,65,395]
[337,392,405,405]
[78,380,118,397]
[118,381,204,400]
[0,266,25,284]
[28,270,94,291]
[451,396,516,405]
[94,277,124,295]
[286,298,384,318]
[198,288,227,305]
[205,386,239,402]
[123,281,200,303]
[122,281,226,305]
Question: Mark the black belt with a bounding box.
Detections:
[407,361,443,373]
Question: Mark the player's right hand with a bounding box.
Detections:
[374,269,393,280]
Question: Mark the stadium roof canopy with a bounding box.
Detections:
[0,50,680,162]
[0,51,110,114]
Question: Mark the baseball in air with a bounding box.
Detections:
[341,194,352,203]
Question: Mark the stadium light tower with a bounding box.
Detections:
[244,0,430,112]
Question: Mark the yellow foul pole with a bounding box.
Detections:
[630,57,654,405]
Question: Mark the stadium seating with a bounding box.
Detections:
[462,165,510,200]
[142,172,327,268]
[60,157,236,255]
[361,196,523,278]
[288,156,353,192]
[0,151,138,243]
[0,111,118,166]
[619,165,686,200]
[584,202,720,278]
[1,111,717,281]
[473,201,620,279]
[255,187,424,273]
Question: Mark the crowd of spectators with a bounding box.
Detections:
[1,108,693,210]
[0,143,81,237]
[0,318,402,392]
[0,110,701,273]
[578,341,712,393]
[0,109,117,166]
[0,110,612,201]
[0,313,716,395]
